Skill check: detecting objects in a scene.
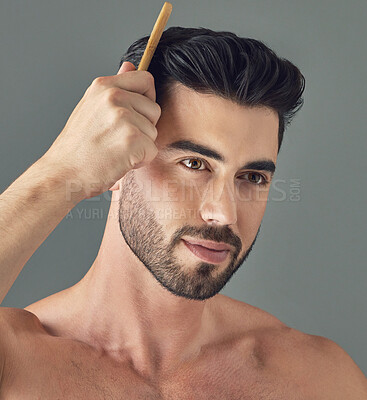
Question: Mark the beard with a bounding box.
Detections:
[118,171,260,301]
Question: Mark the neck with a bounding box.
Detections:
[69,194,218,379]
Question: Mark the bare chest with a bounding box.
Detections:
[1,335,307,400]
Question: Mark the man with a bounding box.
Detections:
[0,27,366,398]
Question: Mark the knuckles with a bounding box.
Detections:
[111,107,132,124]
[91,76,111,89]
[105,88,125,104]
[90,71,156,90]
[90,73,161,127]
[122,125,143,145]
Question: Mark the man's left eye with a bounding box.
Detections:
[240,172,267,185]
[180,158,206,170]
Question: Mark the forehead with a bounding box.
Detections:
[156,83,279,163]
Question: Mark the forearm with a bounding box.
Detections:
[0,156,84,304]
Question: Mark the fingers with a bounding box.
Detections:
[114,89,161,126]
[129,91,161,126]
[115,70,157,103]
[91,70,157,103]
[118,106,158,142]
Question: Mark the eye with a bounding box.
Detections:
[240,172,269,186]
[179,159,269,186]
[180,158,207,171]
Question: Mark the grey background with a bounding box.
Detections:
[1,0,366,374]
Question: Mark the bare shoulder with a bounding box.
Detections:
[217,295,367,398]
[303,333,367,398]
[269,328,367,398]
[0,307,46,336]
[0,307,46,386]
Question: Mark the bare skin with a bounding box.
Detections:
[1,296,366,399]
[0,64,366,399]
[0,296,309,399]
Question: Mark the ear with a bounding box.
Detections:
[109,181,120,191]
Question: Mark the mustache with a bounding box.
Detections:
[169,224,242,255]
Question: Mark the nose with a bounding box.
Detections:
[199,178,237,226]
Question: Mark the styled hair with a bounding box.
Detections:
[118,26,305,152]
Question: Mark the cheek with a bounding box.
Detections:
[236,181,271,203]
[131,168,190,228]
[133,164,174,204]
[143,162,208,206]
[237,198,267,236]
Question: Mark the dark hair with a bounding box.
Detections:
[118,27,305,152]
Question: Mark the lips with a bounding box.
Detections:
[182,237,232,251]
[182,239,230,264]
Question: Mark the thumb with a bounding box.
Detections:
[117,61,136,74]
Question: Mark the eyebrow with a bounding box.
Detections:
[162,140,276,177]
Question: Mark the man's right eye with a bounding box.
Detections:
[179,158,207,171]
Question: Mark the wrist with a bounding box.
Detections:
[34,155,87,207]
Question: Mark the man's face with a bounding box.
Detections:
[118,84,278,301]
